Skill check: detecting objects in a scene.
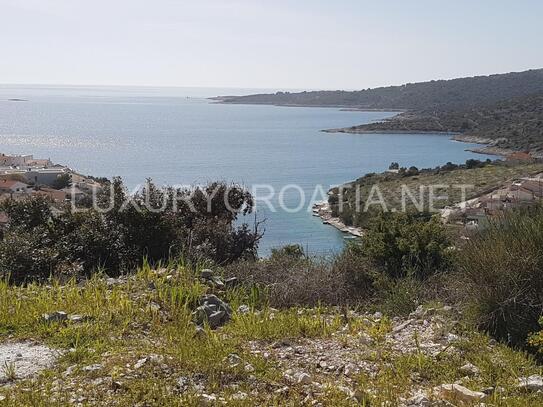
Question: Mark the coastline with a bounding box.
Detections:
[322,128,457,135]
[312,201,364,238]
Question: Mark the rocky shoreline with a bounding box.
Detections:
[312,201,363,238]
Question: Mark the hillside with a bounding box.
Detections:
[216,69,543,111]
[328,94,543,156]
[2,266,543,406]
[328,160,543,228]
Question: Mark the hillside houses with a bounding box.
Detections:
[0,152,104,213]
[442,174,543,228]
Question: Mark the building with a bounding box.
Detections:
[0,179,31,194]
[0,153,34,167]
[507,151,535,162]
[21,168,69,186]
[32,188,68,203]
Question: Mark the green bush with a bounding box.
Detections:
[0,179,262,283]
[457,206,543,347]
[361,211,451,280]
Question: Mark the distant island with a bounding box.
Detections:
[216,69,543,158]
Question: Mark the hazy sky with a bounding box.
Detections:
[1,0,542,90]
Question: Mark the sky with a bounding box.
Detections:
[1,0,542,90]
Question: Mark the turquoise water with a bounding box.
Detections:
[0,86,491,255]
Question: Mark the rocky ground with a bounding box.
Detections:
[0,267,542,406]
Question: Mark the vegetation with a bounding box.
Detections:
[0,179,261,284]
[219,68,543,110]
[358,212,451,280]
[1,258,543,405]
[219,69,543,154]
[50,173,72,190]
[1,166,543,404]
[346,94,543,155]
[456,205,543,348]
[329,159,543,228]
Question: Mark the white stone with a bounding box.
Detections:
[134,357,148,369]
[435,383,486,403]
[295,372,312,385]
[517,375,543,392]
[459,363,480,376]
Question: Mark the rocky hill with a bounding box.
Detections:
[327,94,543,156]
[216,69,543,111]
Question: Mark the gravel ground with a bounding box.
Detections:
[0,341,60,383]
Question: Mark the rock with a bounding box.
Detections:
[359,332,374,346]
[459,363,480,376]
[200,269,213,280]
[148,302,161,313]
[192,294,233,329]
[224,277,239,288]
[82,364,103,372]
[211,276,225,288]
[343,363,358,377]
[177,376,190,392]
[294,372,312,385]
[68,314,90,323]
[192,306,208,326]
[435,384,486,404]
[406,391,430,406]
[111,380,124,391]
[208,310,226,328]
[231,391,248,400]
[225,353,242,367]
[42,311,68,323]
[237,305,250,314]
[134,358,148,369]
[517,375,543,392]
[392,319,413,334]
[63,365,77,377]
[199,393,217,405]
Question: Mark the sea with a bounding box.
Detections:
[0,85,492,255]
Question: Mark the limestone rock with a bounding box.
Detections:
[42,311,68,323]
[459,363,480,376]
[517,375,543,392]
[435,383,486,404]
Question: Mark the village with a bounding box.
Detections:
[0,153,103,226]
[442,172,543,229]
[314,154,543,238]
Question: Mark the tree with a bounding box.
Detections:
[51,173,72,190]
[389,162,400,170]
[361,212,450,279]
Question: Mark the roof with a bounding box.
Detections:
[507,152,534,161]
[0,179,29,189]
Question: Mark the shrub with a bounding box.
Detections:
[270,244,305,260]
[361,212,451,280]
[225,246,376,308]
[50,173,72,189]
[0,179,262,283]
[456,206,543,347]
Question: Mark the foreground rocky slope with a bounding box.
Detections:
[1,266,542,406]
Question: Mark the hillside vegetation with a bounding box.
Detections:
[335,94,543,155]
[329,160,543,228]
[217,69,543,111]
